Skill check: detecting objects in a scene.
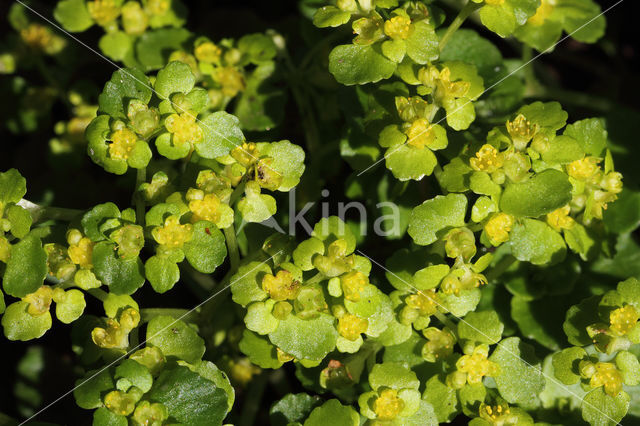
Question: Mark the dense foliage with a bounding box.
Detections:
[1,0,639,425]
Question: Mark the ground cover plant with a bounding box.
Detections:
[1,0,639,425]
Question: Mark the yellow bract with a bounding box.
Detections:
[373,388,405,421]
[470,144,503,173]
[406,289,438,317]
[104,390,137,416]
[384,16,412,40]
[165,113,203,146]
[484,213,514,245]
[337,313,368,341]
[152,216,194,249]
[277,348,295,363]
[262,270,301,301]
[132,401,169,426]
[92,308,140,349]
[23,286,54,316]
[456,344,500,385]
[87,0,121,26]
[20,24,52,50]
[590,362,623,397]
[146,0,170,16]
[405,118,435,149]
[422,327,455,361]
[529,0,555,26]
[546,205,574,231]
[0,235,10,263]
[189,193,222,223]
[195,42,222,63]
[109,128,138,160]
[216,66,245,97]
[431,67,470,100]
[601,171,623,194]
[566,157,600,181]
[121,2,149,35]
[67,230,95,269]
[231,142,260,167]
[340,271,368,302]
[609,305,639,336]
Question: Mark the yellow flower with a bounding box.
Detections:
[566,157,600,181]
[152,215,194,249]
[229,357,262,385]
[0,235,10,263]
[470,144,503,173]
[479,401,512,424]
[231,142,260,167]
[262,270,301,301]
[484,213,514,245]
[506,114,538,149]
[405,118,435,149]
[340,271,368,302]
[528,0,555,26]
[546,205,574,231]
[373,389,405,421]
[87,0,120,27]
[92,308,140,349]
[145,0,170,16]
[195,42,222,63]
[109,127,138,160]
[337,313,368,341]
[609,305,639,336]
[20,24,52,50]
[406,289,438,317]
[104,390,137,416]
[67,229,94,269]
[276,348,295,363]
[590,362,623,397]
[384,16,412,40]
[422,327,455,362]
[601,172,623,194]
[121,2,148,35]
[216,67,245,97]
[189,193,222,223]
[165,113,203,146]
[132,401,169,426]
[23,286,55,316]
[427,66,470,101]
[456,344,500,385]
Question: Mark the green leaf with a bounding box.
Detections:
[103,293,139,318]
[6,204,32,238]
[268,313,337,361]
[439,29,503,83]
[616,351,640,386]
[414,264,450,290]
[270,393,322,426]
[53,0,93,32]
[562,0,606,44]
[500,169,572,217]
[245,300,279,335]
[489,337,545,409]
[581,387,629,426]
[541,135,585,164]
[563,295,600,346]
[115,359,153,393]
[510,295,567,350]
[93,242,145,295]
[518,102,568,131]
[368,363,420,391]
[344,284,393,337]
[509,219,566,265]
[313,6,351,28]
[404,20,439,64]
[238,329,283,369]
[256,140,306,191]
[81,202,121,241]
[304,399,359,426]
[440,288,481,317]
[564,118,608,156]
[186,360,235,412]
[136,28,192,71]
[551,346,586,385]
[197,111,245,159]
[422,374,460,423]
[99,31,133,62]
[230,261,270,307]
[238,190,277,223]
[145,255,180,293]
[293,238,325,271]
[93,407,128,426]
[148,365,228,425]
[146,315,205,364]
[479,3,517,37]
[98,69,152,120]
[234,62,286,131]
[328,44,396,86]
[183,220,226,273]
[55,289,86,324]
[0,168,27,205]
[458,310,503,344]
[408,194,467,245]
[3,235,47,297]
[312,216,356,253]
[385,144,438,181]
[73,369,114,409]
[154,61,196,99]
[603,189,640,234]
[1,301,52,341]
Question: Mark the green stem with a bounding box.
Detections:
[439,1,482,51]
[140,308,194,323]
[229,181,246,207]
[135,167,146,226]
[18,199,83,223]
[87,288,108,302]
[435,311,458,338]
[486,254,518,282]
[526,86,613,113]
[300,26,351,70]
[305,272,325,286]
[224,225,240,272]
[239,371,269,426]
